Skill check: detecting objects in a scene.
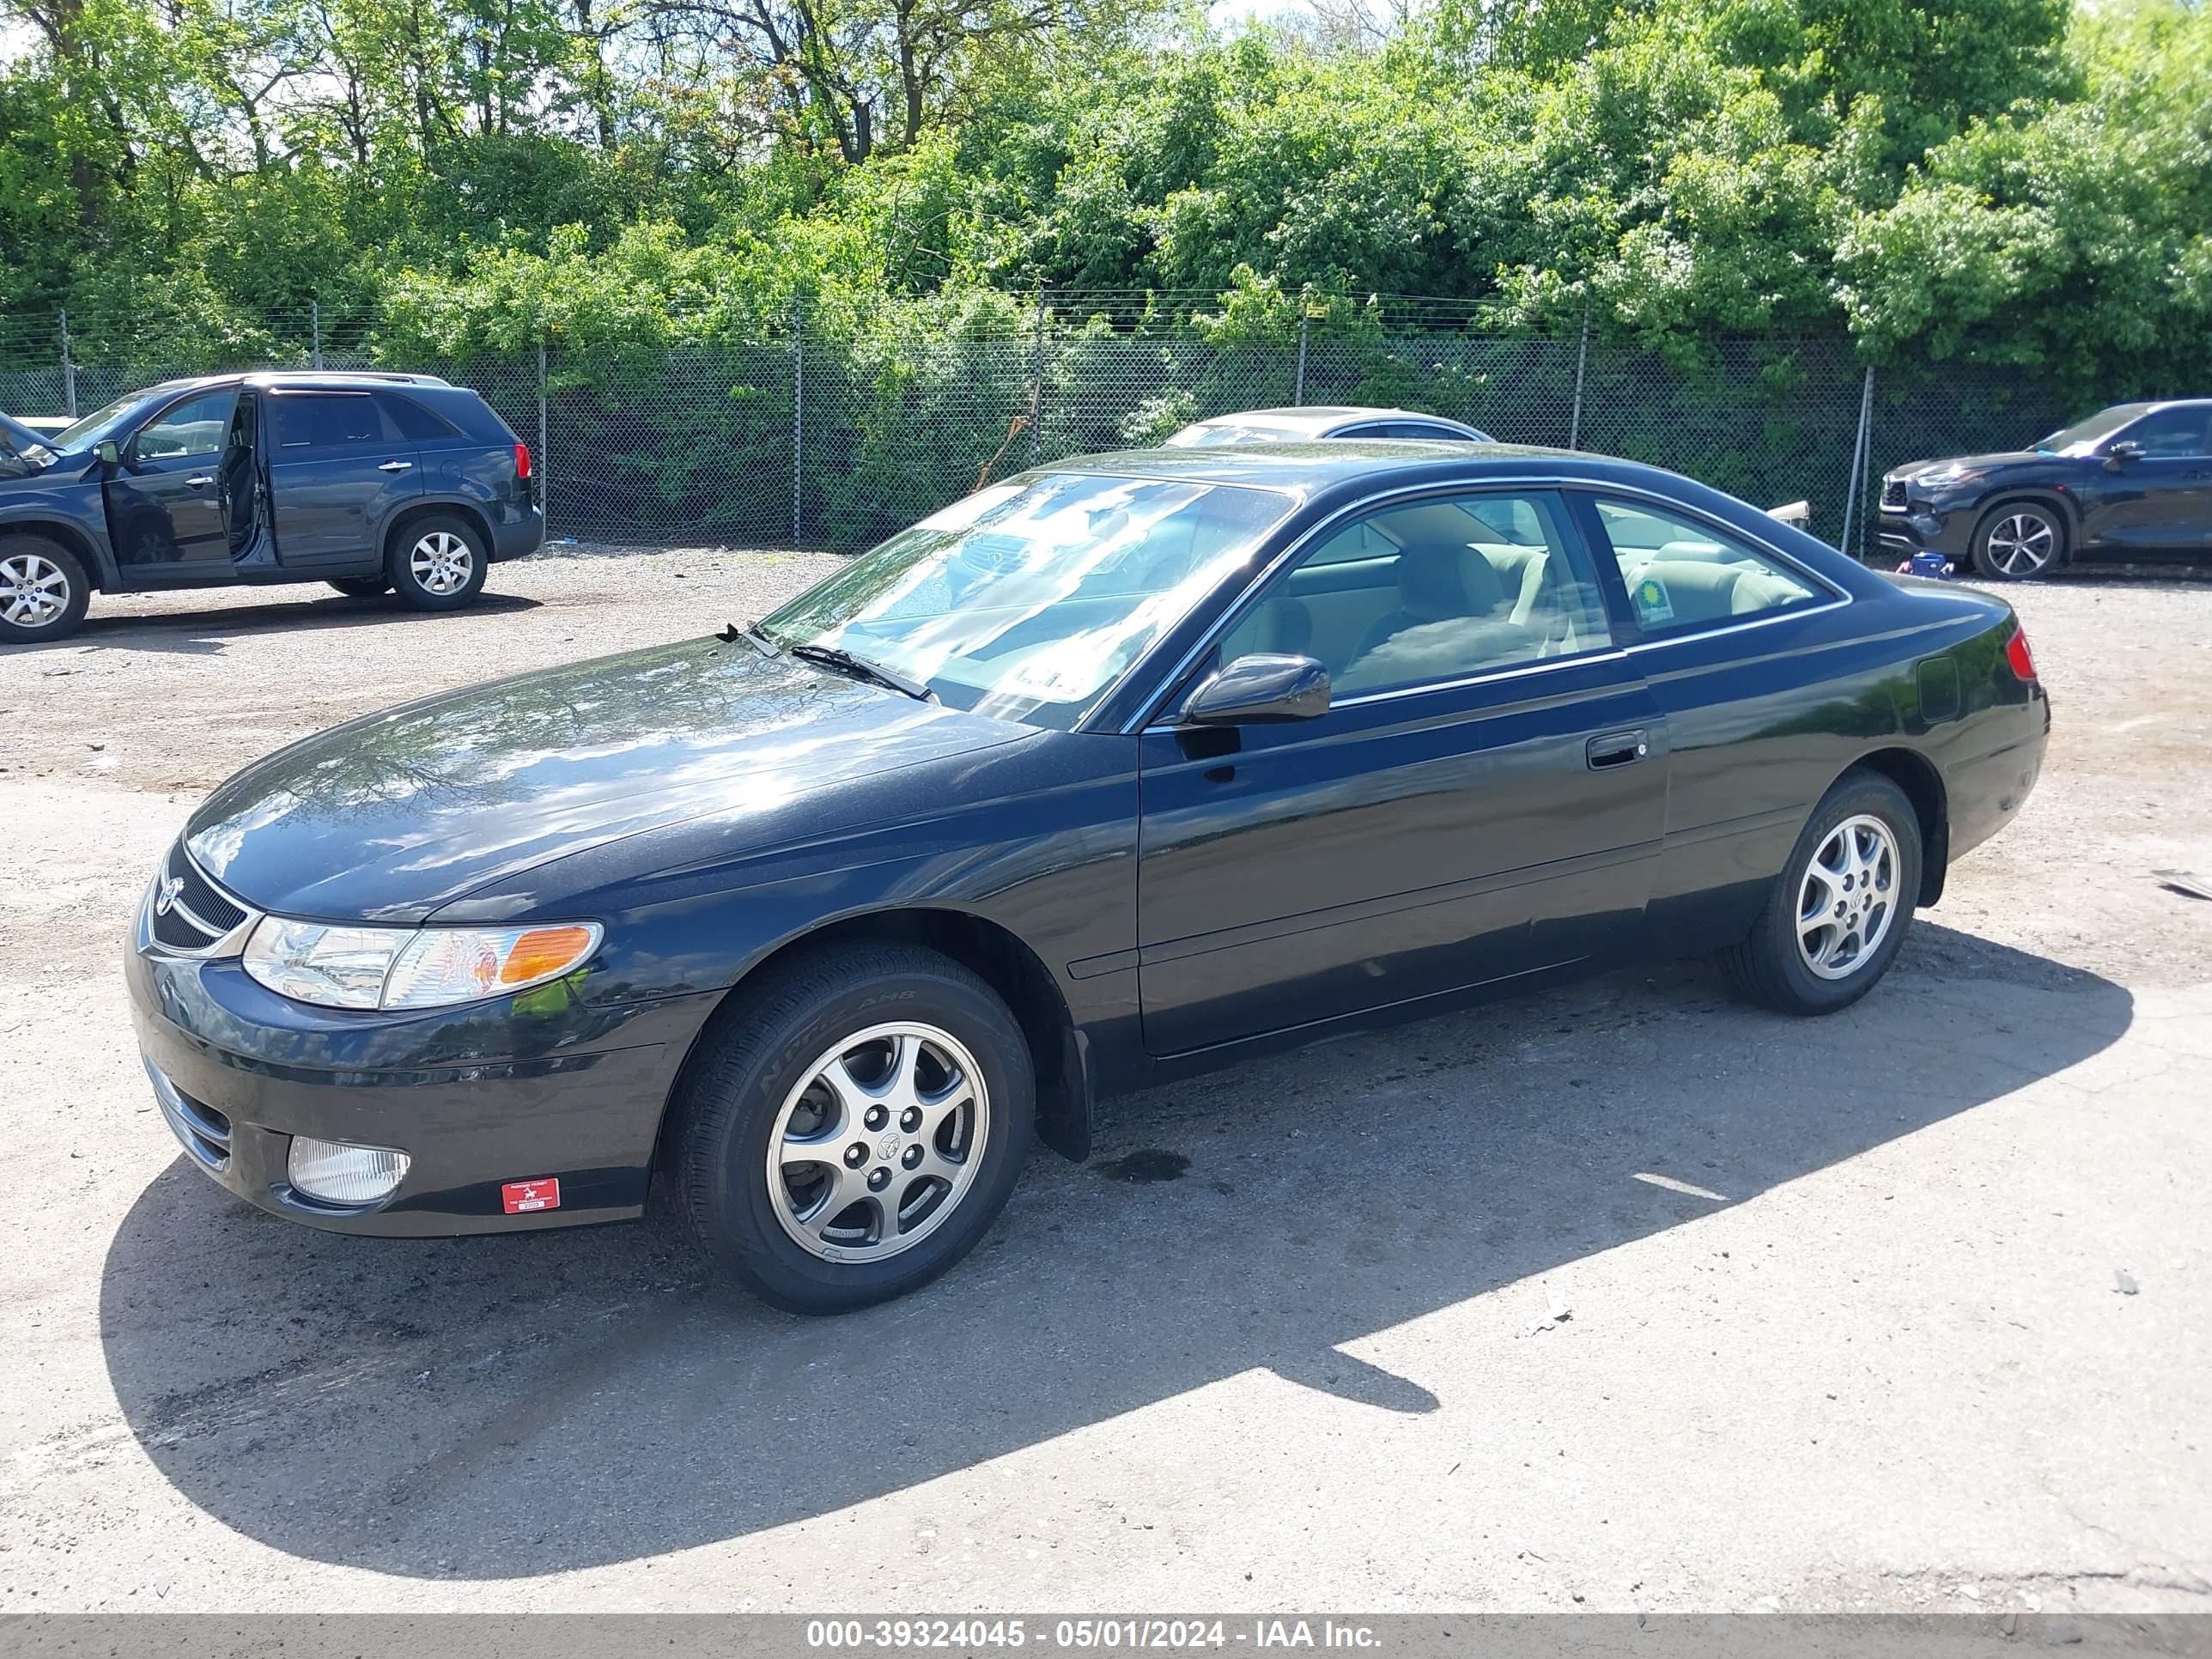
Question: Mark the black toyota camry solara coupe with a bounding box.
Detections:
[129,443,2050,1312]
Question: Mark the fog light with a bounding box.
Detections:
[288,1136,410,1205]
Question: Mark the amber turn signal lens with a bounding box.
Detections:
[500,925,598,984]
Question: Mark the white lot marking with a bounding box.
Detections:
[1632,1171,1729,1201]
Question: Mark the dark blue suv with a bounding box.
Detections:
[0,371,542,644]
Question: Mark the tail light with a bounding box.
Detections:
[514,441,532,481]
[2005,625,2037,683]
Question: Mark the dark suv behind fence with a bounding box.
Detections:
[0,371,542,644]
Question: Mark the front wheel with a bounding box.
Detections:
[1718,770,1923,1015]
[1971,501,2065,580]
[386,514,488,611]
[674,944,1035,1314]
[0,536,91,645]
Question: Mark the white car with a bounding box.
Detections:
[1164,405,1492,447]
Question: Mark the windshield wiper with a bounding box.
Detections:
[717,618,781,658]
[788,641,935,702]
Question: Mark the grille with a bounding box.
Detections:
[147,841,252,953]
[1881,478,1908,510]
[143,1057,233,1170]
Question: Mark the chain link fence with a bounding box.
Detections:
[0,298,2124,558]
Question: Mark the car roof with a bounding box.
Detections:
[126,370,455,398]
[1025,440,1850,562]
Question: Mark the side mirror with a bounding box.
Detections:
[2105,440,2144,469]
[94,438,121,468]
[1180,653,1331,726]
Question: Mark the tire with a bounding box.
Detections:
[328,576,391,599]
[0,535,92,645]
[1717,770,1923,1016]
[386,514,488,611]
[674,944,1035,1314]
[1970,500,2066,580]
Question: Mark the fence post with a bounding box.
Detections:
[311,301,323,369]
[1567,304,1589,451]
[536,337,550,536]
[58,308,76,419]
[1294,315,1309,407]
[1839,364,1875,560]
[1030,287,1047,468]
[791,293,804,548]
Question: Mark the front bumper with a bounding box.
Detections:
[125,890,717,1237]
[1876,494,1973,562]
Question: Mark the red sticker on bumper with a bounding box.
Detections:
[501,1177,561,1214]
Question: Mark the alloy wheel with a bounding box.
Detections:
[0,551,69,628]
[1796,813,1901,981]
[766,1022,990,1264]
[409,531,474,596]
[1984,511,2057,578]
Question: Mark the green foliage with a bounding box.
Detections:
[1837,0,2212,394]
[1115,387,1199,446]
[0,0,2202,407]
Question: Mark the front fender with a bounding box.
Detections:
[1966,483,2084,555]
[428,729,1146,1149]
[0,482,119,586]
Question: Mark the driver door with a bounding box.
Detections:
[106,388,241,571]
[1133,487,1668,1055]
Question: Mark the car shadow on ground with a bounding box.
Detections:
[55,590,542,655]
[94,923,2131,1577]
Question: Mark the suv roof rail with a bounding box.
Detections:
[256,370,454,388]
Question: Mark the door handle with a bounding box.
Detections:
[1587,729,1650,770]
[185,475,214,488]
[377,459,415,472]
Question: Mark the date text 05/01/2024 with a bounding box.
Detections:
[804,1621,1383,1650]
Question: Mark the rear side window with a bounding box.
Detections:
[270,392,389,452]
[378,392,463,441]
[1589,498,1826,639]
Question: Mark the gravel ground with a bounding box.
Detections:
[0,550,2208,1617]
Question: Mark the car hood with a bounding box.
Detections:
[0,412,63,471]
[1889,450,2041,477]
[185,638,1029,923]
[0,412,53,451]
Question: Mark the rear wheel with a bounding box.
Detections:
[0,536,91,645]
[386,514,488,611]
[1718,771,1923,1015]
[328,576,390,599]
[674,944,1034,1314]
[1971,501,2065,580]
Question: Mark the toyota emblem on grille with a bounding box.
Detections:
[154,874,185,916]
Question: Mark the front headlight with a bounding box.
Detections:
[1918,464,1988,489]
[241,918,602,1011]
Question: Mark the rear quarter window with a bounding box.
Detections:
[377,392,464,441]
[1589,497,1828,639]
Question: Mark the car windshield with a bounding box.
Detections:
[759,472,1292,728]
[2035,404,2148,456]
[47,391,157,452]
